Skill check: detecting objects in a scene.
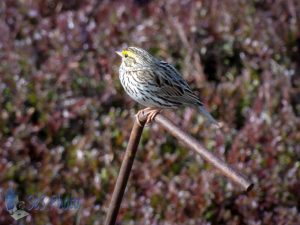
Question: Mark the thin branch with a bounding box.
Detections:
[155,114,253,192]
[104,112,253,225]
[104,115,147,225]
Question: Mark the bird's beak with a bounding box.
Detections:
[115,51,122,57]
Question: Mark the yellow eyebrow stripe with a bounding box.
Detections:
[122,50,135,57]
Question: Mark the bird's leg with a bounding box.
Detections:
[136,107,161,126]
[145,108,161,124]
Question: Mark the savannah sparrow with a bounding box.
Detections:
[116,47,220,127]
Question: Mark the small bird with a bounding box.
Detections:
[116,47,220,127]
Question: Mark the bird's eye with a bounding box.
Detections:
[124,53,128,58]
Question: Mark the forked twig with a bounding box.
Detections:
[104,111,253,225]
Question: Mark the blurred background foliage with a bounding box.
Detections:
[0,0,299,224]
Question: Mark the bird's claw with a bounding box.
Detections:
[136,108,161,127]
[146,109,161,124]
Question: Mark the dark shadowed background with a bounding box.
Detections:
[0,0,300,224]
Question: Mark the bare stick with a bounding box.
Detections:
[104,114,147,225]
[105,112,253,225]
[155,114,253,192]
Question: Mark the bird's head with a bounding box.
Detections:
[116,47,156,68]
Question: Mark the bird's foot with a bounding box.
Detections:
[145,108,161,124]
[136,107,161,127]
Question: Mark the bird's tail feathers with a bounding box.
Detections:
[198,106,221,128]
